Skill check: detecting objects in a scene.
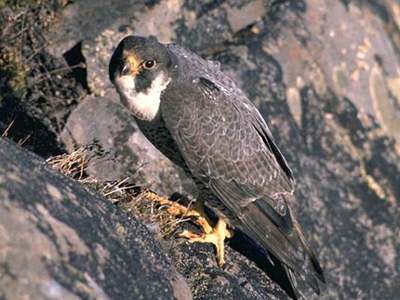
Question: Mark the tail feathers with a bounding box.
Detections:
[282,232,324,297]
[284,266,303,300]
[289,205,326,286]
[283,206,325,298]
[241,197,325,298]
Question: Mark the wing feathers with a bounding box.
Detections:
[161,74,324,295]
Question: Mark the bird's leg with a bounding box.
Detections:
[146,193,213,233]
[179,195,233,266]
[185,195,213,234]
[180,217,232,266]
[146,192,233,266]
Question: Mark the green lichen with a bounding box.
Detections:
[0,47,28,99]
[0,0,42,9]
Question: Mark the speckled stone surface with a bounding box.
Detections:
[6,0,399,299]
[0,137,192,300]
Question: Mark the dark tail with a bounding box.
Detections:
[238,196,325,299]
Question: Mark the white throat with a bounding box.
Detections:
[115,74,170,121]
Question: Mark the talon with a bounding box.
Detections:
[146,192,233,266]
[180,218,231,267]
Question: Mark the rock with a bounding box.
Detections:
[0,1,87,158]
[0,137,192,300]
[61,92,196,196]
[1,0,400,299]
[53,0,400,299]
[239,2,400,299]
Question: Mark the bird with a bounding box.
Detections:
[109,35,325,299]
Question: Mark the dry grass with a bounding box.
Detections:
[47,145,92,182]
[2,118,31,146]
[47,146,195,237]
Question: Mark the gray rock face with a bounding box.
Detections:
[50,0,400,299]
[0,137,192,300]
[61,92,196,196]
[1,0,399,299]
[55,0,400,298]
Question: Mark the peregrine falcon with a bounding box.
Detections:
[109,36,325,298]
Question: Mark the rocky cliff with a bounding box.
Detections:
[0,1,399,299]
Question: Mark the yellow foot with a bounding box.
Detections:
[180,218,233,267]
[146,192,233,266]
[146,193,213,233]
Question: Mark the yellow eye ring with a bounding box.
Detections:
[143,60,156,70]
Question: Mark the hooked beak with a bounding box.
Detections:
[120,55,139,76]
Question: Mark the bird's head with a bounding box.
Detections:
[109,36,173,121]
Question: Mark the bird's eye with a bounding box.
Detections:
[143,60,156,70]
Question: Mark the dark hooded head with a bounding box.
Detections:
[109,36,173,120]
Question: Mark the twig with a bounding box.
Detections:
[25,42,49,62]
[18,134,31,146]
[2,119,16,137]
[28,62,86,86]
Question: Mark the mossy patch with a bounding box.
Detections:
[0,0,86,156]
[0,47,28,99]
